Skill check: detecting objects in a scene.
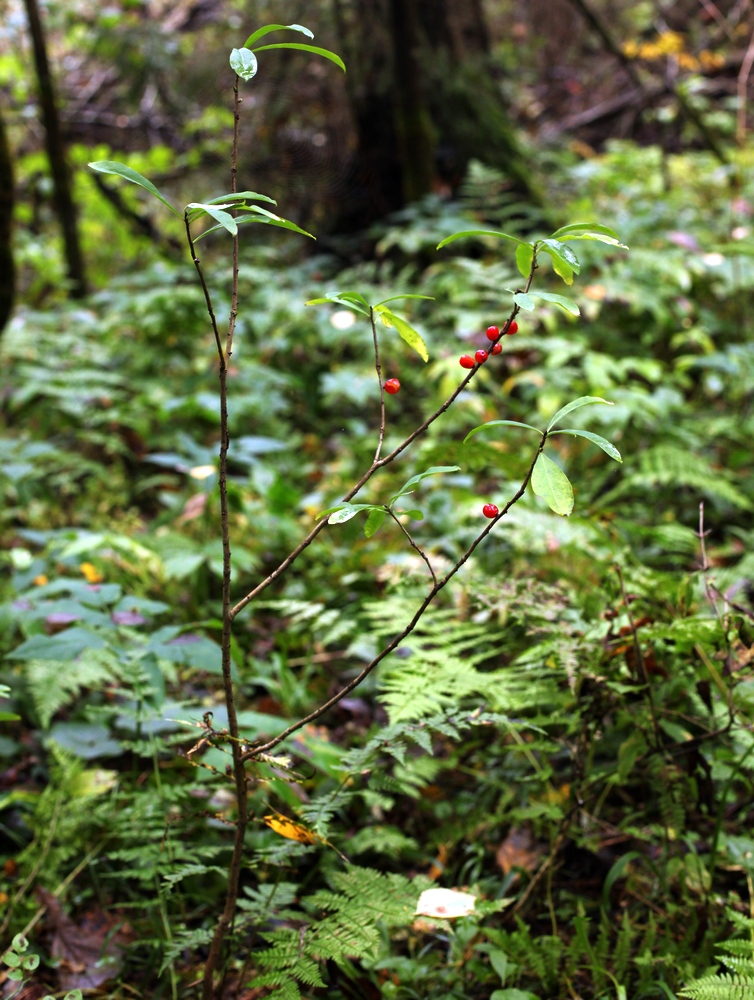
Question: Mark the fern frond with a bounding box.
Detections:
[677,972,754,999]
[27,649,117,727]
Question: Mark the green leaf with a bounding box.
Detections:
[550,222,621,240]
[532,291,580,316]
[539,238,580,286]
[374,294,435,306]
[230,47,258,81]
[0,711,21,721]
[546,396,613,431]
[8,627,107,661]
[375,307,428,362]
[565,233,629,248]
[513,292,536,311]
[306,290,370,315]
[204,191,276,206]
[397,509,424,520]
[437,229,526,250]
[317,503,375,522]
[195,210,314,242]
[464,420,543,444]
[515,242,535,278]
[391,466,460,501]
[244,23,315,47]
[251,43,346,73]
[88,160,180,216]
[364,508,386,538]
[550,428,622,462]
[531,454,574,516]
[185,203,237,236]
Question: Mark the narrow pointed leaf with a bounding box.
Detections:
[88,160,180,215]
[513,292,536,311]
[205,191,276,206]
[244,23,315,47]
[321,290,372,311]
[305,294,369,315]
[392,466,460,501]
[251,43,346,73]
[515,242,535,278]
[186,203,237,235]
[329,507,361,525]
[532,454,574,516]
[532,292,580,316]
[437,229,525,250]
[546,396,613,431]
[230,47,258,81]
[550,428,622,462]
[375,307,428,361]
[565,233,629,248]
[550,222,621,240]
[375,294,435,306]
[464,420,543,444]
[364,508,386,538]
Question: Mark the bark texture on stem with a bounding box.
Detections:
[0,106,15,334]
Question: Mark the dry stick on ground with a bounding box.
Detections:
[195,224,538,991]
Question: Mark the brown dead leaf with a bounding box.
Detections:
[37,887,130,991]
[176,492,208,524]
[496,827,546,876]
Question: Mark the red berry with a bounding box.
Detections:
[482,503,499,518]
[475,349,488,363]
[506,321,519,335]
[485,325,499,341]
[491,343,502,355]
[384,378,401,394]
[459,354,475,369]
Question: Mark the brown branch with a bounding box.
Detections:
[386,506,437,586]
[229,252,539,621]
[242,431,547,760]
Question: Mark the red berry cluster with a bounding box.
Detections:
[459,320,518,370]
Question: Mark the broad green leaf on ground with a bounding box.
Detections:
[88,160,180,215]
[531,454,574,516]
[547,396,613,431]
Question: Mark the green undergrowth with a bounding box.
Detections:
[1,145,754,997]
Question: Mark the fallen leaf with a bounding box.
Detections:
[263,814,319,845]
[496,827,546,876]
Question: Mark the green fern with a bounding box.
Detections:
[677,972,754,999]
[363,597,559,723]
[27,648,117,727]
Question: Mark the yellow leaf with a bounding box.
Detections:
[33,574,48,586]
[80,562,104,584]
[264,814,319,844]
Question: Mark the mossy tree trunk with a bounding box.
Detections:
[0,107,14,335]
[23,0,87,298]
[333,0,539,230]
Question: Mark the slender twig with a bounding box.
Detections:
[185,218,224,364]
[370,306,387,464]
[738,25,754,145]
[386,507,437,586]
[697,0,736,40]
[614,563,661,749]
[242,432,547,760]
[229,257,539,621]
[201,80,249,998]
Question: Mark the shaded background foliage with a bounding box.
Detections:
[2,1,754,999]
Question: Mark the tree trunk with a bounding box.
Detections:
[0,106,14,335]
[333,0,540,230]
[23,0,87,298]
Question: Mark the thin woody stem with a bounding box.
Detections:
[242,432,547,760]
[614,563,661,751]
[201,78,248,998]
[386,507,436,586]
[229,253,539,621]
[370,306,386,464]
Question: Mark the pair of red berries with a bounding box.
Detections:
[459,322,518,370]
[384,378,401,394]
